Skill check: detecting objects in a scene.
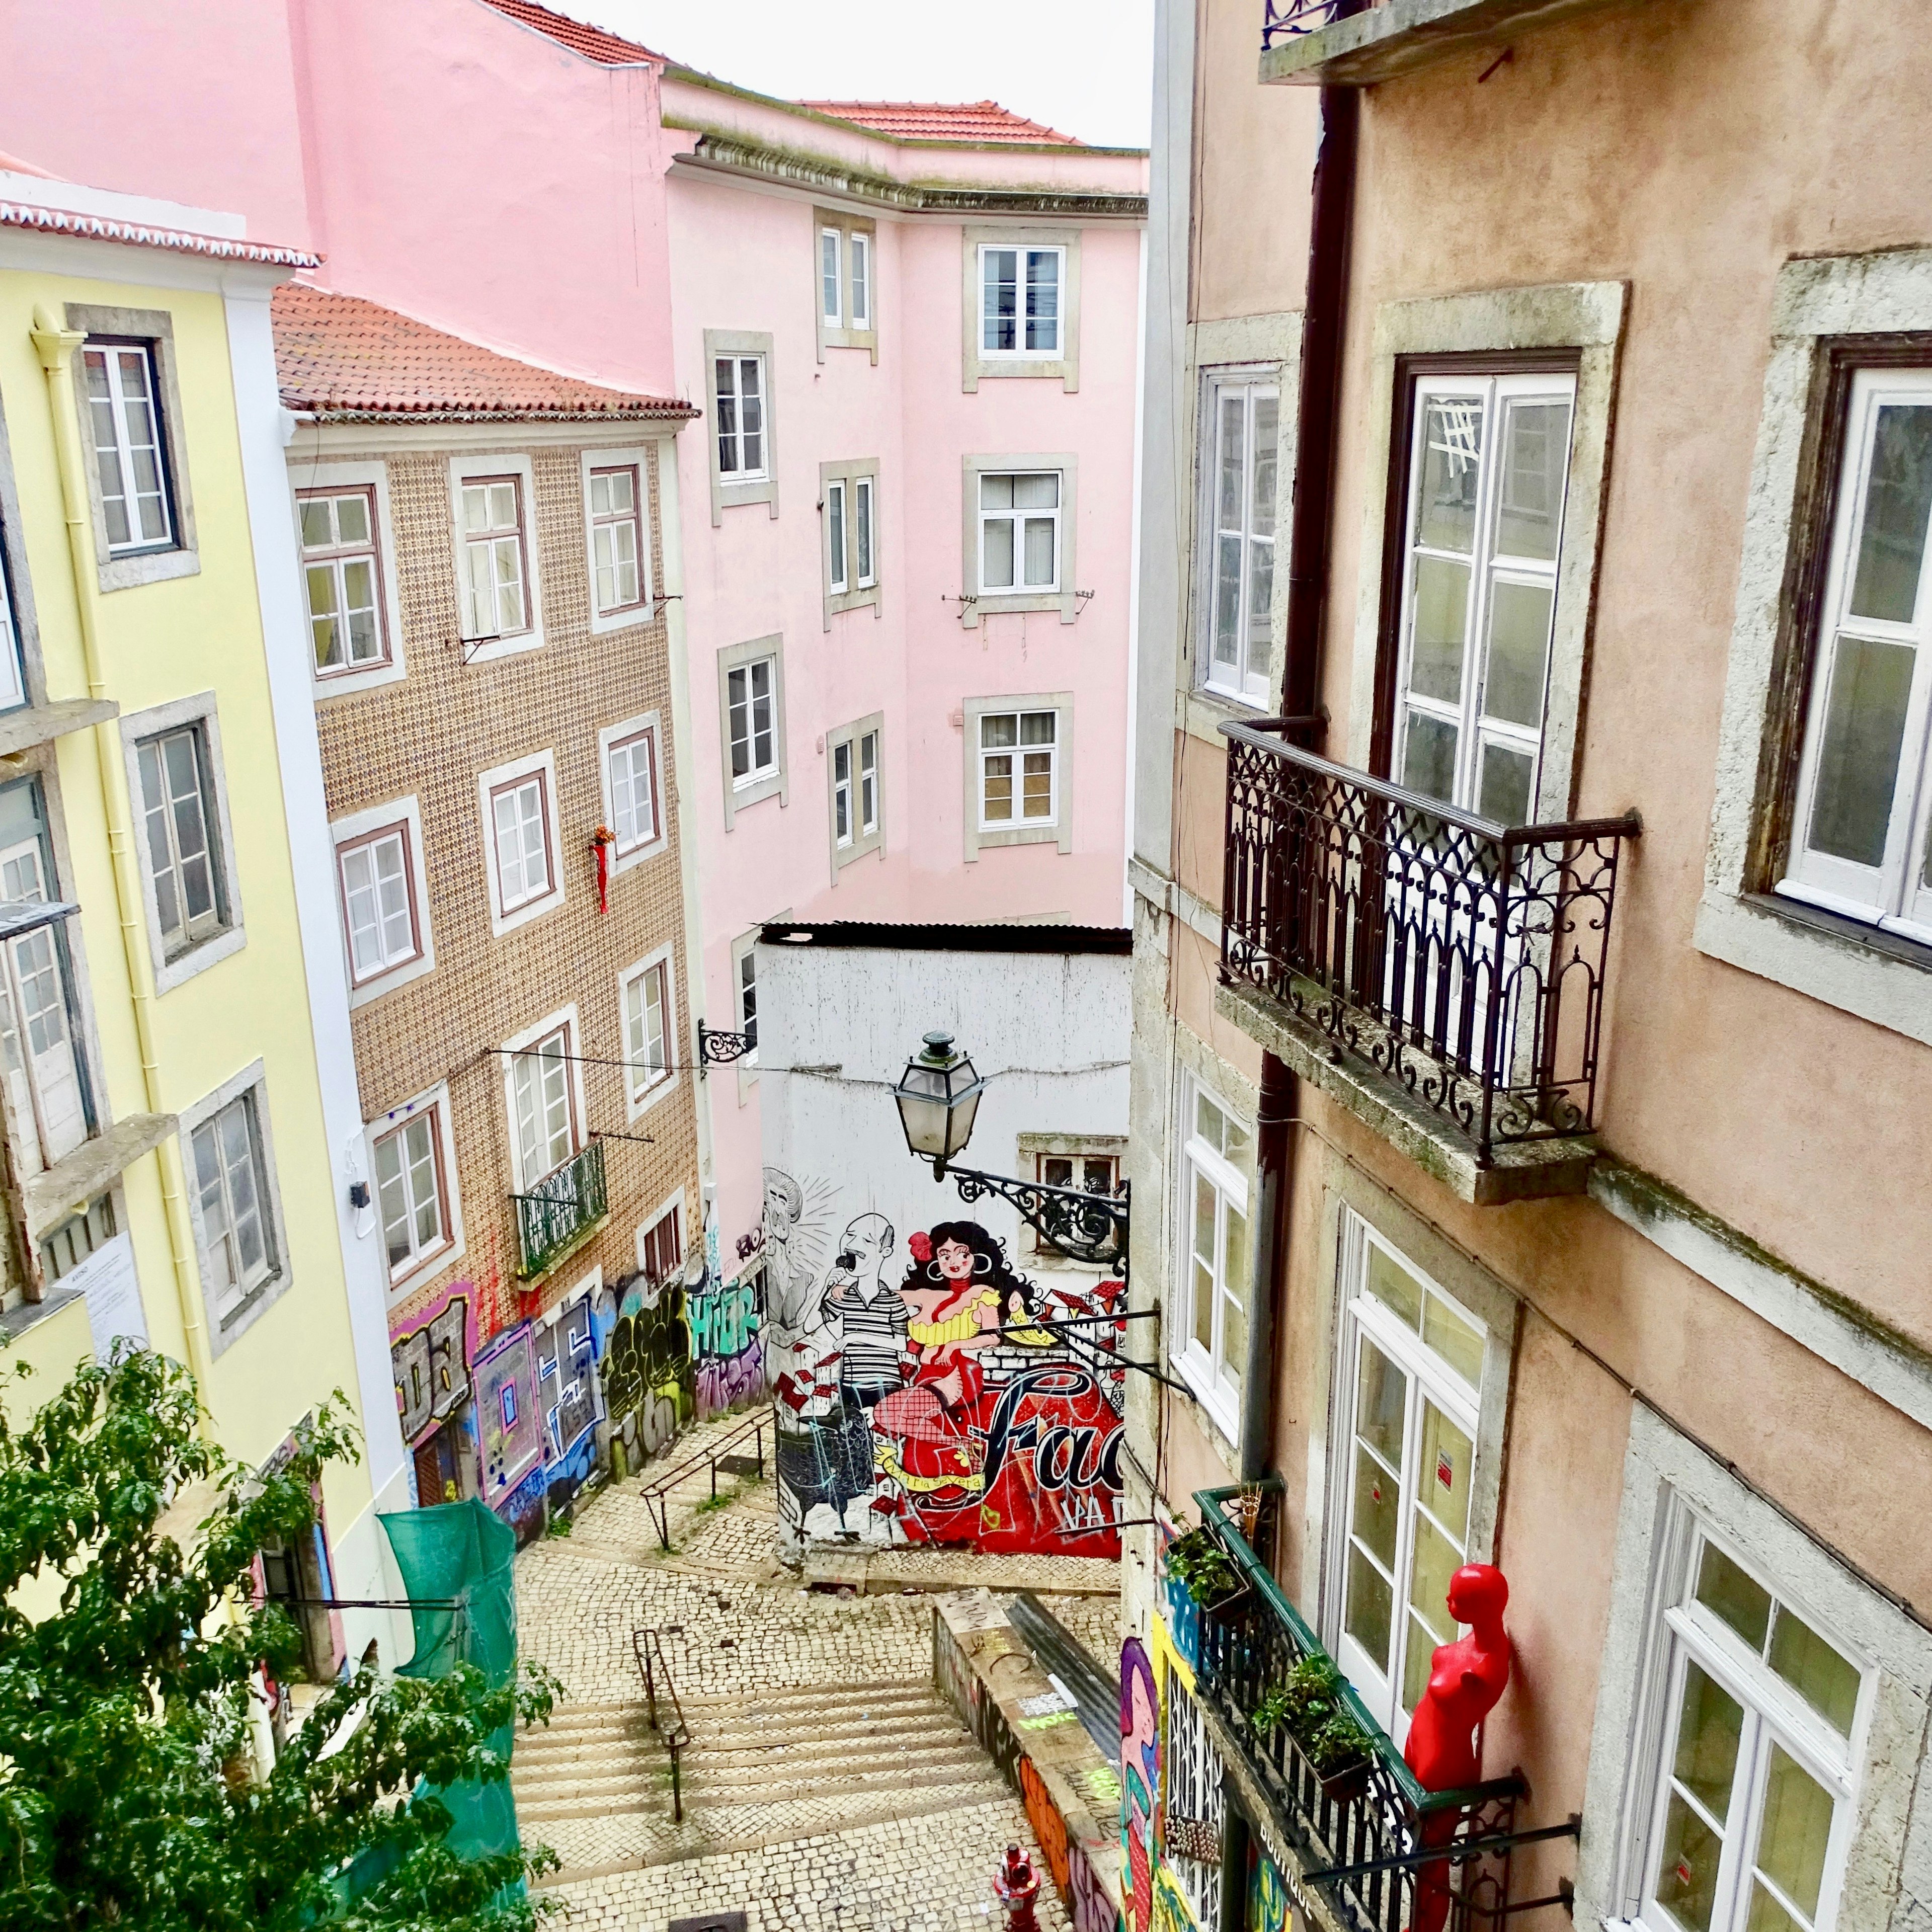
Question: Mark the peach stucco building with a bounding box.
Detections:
[1120,5,1932,1932]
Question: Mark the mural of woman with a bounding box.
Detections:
[895,1220,1015,1408]
[1120,1637,1159,1932]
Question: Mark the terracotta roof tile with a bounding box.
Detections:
[272,284,692,424]
[473,0,663,65]
[798,99,1082,146]
[0,198,317,269]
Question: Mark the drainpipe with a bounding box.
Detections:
[31,307,218,1423]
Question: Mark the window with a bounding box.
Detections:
[639,1201,682,1288]
[850,232,872,331]
[588,463,647,619]
[335,821,421,987]
[1201,376,1281,704]
[623,958,671,1106]
[0,807,87,1176]
[827,481,848,594]
[981,245,1064,358]
[833,740,854,849]
[479,754,562,932]
[0,512,29,712]
[821,228,843,325]
[190,1090,276,1326]
[459,475,529,640]
[374,1106,450,1282]
[828,715,883,873]
[859,730,879,835]
[856,477,875,588]
[738,946,758,1061]
[1176,1085,1250,1435]
[728,657,777,787]
[509,1023,577,1188]
[1164,1678,1225,1928]
[980,710,1057,828]
[1333,1222,1486,1741]
[1392,373,1577,825]
[715,355,767,480]
[82,342,172,552]
[1632,1528,1864,1932]
[136,724,224,956]
[1780,367,1932,942]
[298,488,387,674]
[979,472,1062,594]
[1038,1151,1120,1196]
[605,725,660,858]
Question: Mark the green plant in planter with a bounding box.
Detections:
[1250,1657,1371,1780]
[1163,1525,1243,1608]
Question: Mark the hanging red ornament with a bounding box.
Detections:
[589,825,615,913]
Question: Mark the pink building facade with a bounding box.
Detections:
[3,0,1146,1363]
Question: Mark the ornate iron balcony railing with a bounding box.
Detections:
[1219,721,1639,1167]
[1261,0,1362,48]
[512,1139,607,1279]
[1190,1485,1528,1932]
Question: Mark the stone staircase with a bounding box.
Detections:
[515,1675,1009,1882]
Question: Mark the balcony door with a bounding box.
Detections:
[1331,1216,1486,1745]
[510,1023,577,1190]
[0,834,85,1171]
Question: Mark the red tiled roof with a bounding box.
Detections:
[798,100,1082,146]
[0,198,317,269]
[473,0,663,66]
[272,284,692,424]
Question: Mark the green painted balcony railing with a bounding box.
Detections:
[1189,1482,1525,1932]
[512,1139,607,1279]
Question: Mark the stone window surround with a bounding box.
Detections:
[618,941,681,1123]
[330,792,434,1010]
[826,709,885,878]
[819,458,881,628]
[119,691,247,996]
[961,225,1082,393]
[814,207,878,364]
[704,329,779,527]
[475,747,565,939]
[959,453,1081,627]
[1575,1403,1932,1932]
[179,1058,290,1356]
[500,1001,589,1190]
[0,384,49,708]
[597,707,669,876]
[365,1078,466,1303]
[1699,246,1932,1048]
[64,303,200,593]
[446,450,545,663]
[730,925,765,1105]
[1342,280,1628,829]
[960,689,1075,860]
[290,455,407,699]
[579,444,657,638]
[716,633,788,829]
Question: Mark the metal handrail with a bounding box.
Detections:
[635,1408,768,1551]
[632,1625,693,1823]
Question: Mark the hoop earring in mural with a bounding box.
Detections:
[973,1254,993,1274]
[927,1260,945,1281]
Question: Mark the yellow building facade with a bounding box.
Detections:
[0,173,404,1678]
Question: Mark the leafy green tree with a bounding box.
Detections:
[0,1347,559,1930]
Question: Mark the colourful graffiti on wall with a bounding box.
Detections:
[687,1271,764,1415]
[599,1270,693,1472]
[1122,1637,1159,1932]
[391,1284,476,1448]
[762,1167,1124,1554]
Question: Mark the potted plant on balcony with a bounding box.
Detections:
[1162,1525,1245,1609]
[1252,1657,1373,1806]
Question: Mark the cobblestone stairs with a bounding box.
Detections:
[515,1676,1008,1882]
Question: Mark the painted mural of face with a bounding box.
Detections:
[831,1212,894,1302]
[933,1237,976,1282]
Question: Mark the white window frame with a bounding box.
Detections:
[820,226,843,326]
[855,475,876,589]
[621,944,678,1119]
[960,454,1080,626]
[819,459,881,627]
[978,469,1063,597]
[447,453,544,662]
[850,231,872,332]
[1198,369,1283,707]
[705,330,779,524]
[369,1084,460,1291]
[960,691,1073,859]
[289,458,406,698]
[1326,1212,1488,1745]
[477,749,564,937]
[120,693,246,995]
[80,339,174,554]
[716,635,787,825]
[1778,366,1932,943]
[297,483,390,679]
[580,447,654,634]
[814,211,878,360]
[732,928,760,1073]
[827,711,884,876]
[179,1059,288,1355]
[1391,370,1578,825]
[827,479,849,595]
[366,1081,464,1301]
[1173,1078,1252,1442]
[501,1004,587,1193]
[977,707,1059,833]
[713,353,769,484]
[961,227,1081,392]
[978,243,1067,362]
[597,710,666,875]
[330,795,433,1007]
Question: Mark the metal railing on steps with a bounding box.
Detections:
[635,1408,768,1550]
[631,1625,693,1822]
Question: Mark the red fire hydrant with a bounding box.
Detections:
[993,1843,1041,1932]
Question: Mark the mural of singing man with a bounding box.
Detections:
[824,1212,908,1411]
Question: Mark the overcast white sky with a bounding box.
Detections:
[568,1,1157,150]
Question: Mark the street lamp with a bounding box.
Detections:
[892,1027,1131,1283]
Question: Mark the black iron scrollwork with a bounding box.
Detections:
[696,1019,755,1073]
[932,1159,1130,1284]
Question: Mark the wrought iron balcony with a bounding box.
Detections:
[1218,721,1637,1195]
[1189,1485,1565,1932]
[512,1139,607,1279]
[1260,0,1636,86]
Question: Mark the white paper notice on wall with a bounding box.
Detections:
[73,1232,147,1362]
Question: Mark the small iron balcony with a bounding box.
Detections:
[1218,722,1638,1200]
[512,1139,607,1279]
[1261,0,1638,87]
[1189,1485,1572,1932]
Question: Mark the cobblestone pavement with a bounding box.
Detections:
[514,1410,1119,1932]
